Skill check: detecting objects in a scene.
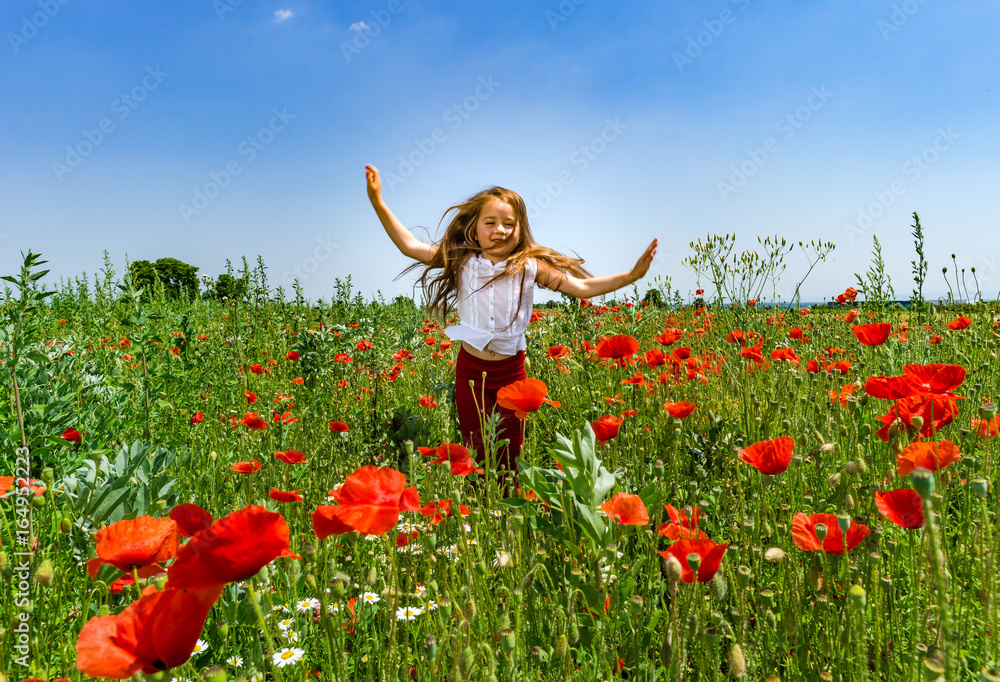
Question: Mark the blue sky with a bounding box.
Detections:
[1,0,998,304]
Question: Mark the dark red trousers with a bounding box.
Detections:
[454,346,526,476]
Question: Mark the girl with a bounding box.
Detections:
[366,164,657,479]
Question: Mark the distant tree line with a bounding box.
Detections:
[128,258,247,301]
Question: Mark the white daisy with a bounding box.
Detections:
[426,600,438,611]
[364,534,379,541]
[284,630,301,643]
[413,584,426,597]
[275,618,295,631]
[273,647,305,667]
[328,602,341,613]
[395,605,423,621]
[191,639,209,654]
[296,598,320,612]
[271,603,290,613]
[360,591,380,604]
[463,523,472,532]
[227,655,243,667]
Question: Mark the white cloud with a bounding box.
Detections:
[274,9,293,22]
[349,21,369,31]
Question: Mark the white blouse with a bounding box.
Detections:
[445,255,537,354]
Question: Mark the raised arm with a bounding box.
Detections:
[366,165,438,263]
[538,239,657,298]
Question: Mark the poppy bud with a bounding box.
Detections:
[210,451,218,462]
[845,494,855,511]
[217,621,229,639]
[664,555,684,584]
[41,467,54,483]
[845,461,858,475]
[463,597,477,621]
[764,547,785,563]
[305,573,317,591]
[660,630,673,668]
[827,472,841,488]
[154,575,167,591]
[710,571,727,601]
[911,468,935,500]
[524,356,531,371]
[204,665,227,682]
[0,551,6,571]
[727,644,747,678]
[460,645,475,677]
[849,584,866,609]
[910,416,924,431]
[60,516,73,534]
[31,495,45,508]
[34,559,54,588]
[554,634,568,659]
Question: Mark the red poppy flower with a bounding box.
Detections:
[431,443,484,476]
[417,446,437,457]
[419,499,472,525]
[829,384,855,408]
[62,427,82,443]
[600,493,649,525]
[228,460,261,474]
[496,378,560,419]
[87,516,180,578]
[275,449,307,464]
[238,412,267,430]
[329,421,350,432]
[291,376,305,385]
[664,401,696,418]
[333,353,353,364]
[75,583,224,678]
[826,360,852,376]
[439,340,453,352]
[972,415,1000,438]
[875,394,958,441]
[189,413,204,425]
[269,487,303,503]
[248,363,266,375]
[895,440,961,475]
[874,489,924,529]
[725,330,745,345]
[771,347,800,363]
[312,466,421,538]
[947,316,972,330]
[738,436,794,475]
[805,359,820,373]
[590,415,622,446]
[844,309,859,324]
[653,329,680,347]
[109,573,135,594]
[285,351,300,361]
[168,504,213,539]
[740,342,764,365]
[791,513,869,554]
[852,323,892,346]
[356,340,373,351]
[596,335,640,365]
[865,376,916,400]
[621,371,646,387]
[245,390,257,404]
[643,348,666,368]
[0,477,46,497]
[658,504,707,540]
[547,345,571,359]
[902,363,966,395]
[657,538,729,583]
[167,506,290,589]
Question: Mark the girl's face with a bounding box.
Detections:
[475,199,520,263]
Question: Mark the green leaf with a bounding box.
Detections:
[88,485,130,524]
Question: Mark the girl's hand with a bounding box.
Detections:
[365,164,382,204]
[630,238,658,282]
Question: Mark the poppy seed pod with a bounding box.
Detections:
[814,523,828,542]
[837,511,851,534]
[500,627,516,653]
[982,667,1000,682]
[979,404,998,420]
[972,478,989,498]
[424,635,438,661]
[911,468,936,500]
[848,584,866,609]
[204,665,227,682]
[736,565,752,589]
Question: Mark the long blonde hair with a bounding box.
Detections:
[402,187,592,320]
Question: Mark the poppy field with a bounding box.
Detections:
[2,251,1000,682]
